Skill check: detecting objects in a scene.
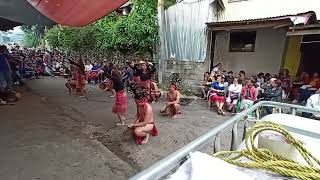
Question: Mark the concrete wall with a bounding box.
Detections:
[164,60,209,91]
[214,28,287,76]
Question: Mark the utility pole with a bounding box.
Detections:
[157,0,166,87]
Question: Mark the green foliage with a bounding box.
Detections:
[164,0,176,9]
[44,0,159,55]
[44,25,60,49]
[21,25,45,48]
[23,32,41,48]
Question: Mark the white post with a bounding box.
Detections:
[158,0,166,87]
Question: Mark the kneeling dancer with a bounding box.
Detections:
[127,84,158,145]
[161,84,181,118]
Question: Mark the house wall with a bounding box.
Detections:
[213,28,287,76]
[160,0,218,91]
[282,36,302,77]
[219,0,320,22]
[164,59,209,91]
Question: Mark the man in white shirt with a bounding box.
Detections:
[305,91,320,118]
[85,63,93,72]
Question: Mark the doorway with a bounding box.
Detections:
[298,34,320,74]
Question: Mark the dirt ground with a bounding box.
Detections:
[0,77,240,179]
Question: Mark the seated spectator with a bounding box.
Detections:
[210,63,222,76]
[264,73,271,83]
[295,72,320,103]
[200,72,212,99]
[86,63,101,84]
[292,72,310,102]
[226,77,242,112]
[139,61,156,82]
[262,78,283,114]
[160,84,181,118]
[241,79,257,110]
[303,91,320,119]
[225,71,234,85]
[302,72,311,84]
[256,72,264,87]
[121,62,133,88]
[85,62,93,72]
[309,72,320,89]
[280,69,291,94]
[239,70,247,85]
[208,75,226,115]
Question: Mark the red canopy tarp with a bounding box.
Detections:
[27,0,129,26]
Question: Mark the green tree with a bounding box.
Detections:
[44,0,160,56]
[21,25,45,48]
[45,25,61,49]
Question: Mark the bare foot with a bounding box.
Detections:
[109,95,115,98]
[172,114,180,119]
[116,122,126,126]
[141,134,149,144]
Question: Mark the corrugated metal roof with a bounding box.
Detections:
[217,0,320,22]
[207,11,315,25]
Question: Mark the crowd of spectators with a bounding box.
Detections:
[200,63,320,117]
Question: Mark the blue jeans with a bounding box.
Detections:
[0,71,13,90]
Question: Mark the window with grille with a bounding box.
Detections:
[229,31,256,52]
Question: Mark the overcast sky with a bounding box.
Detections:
[8,26,24,34]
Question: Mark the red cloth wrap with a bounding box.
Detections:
[76,72,86,90]
[210,94,225,103]
[112,90,128,114]
[134,98,159,145]
[86,71,98,81]
[132,76,140,82]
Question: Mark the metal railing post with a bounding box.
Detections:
[291,107,297,115]
[242,120,248,141]
[230,122,238,151]
[129,101,320,180]
[214,134,221,153]
[256,108,260,120]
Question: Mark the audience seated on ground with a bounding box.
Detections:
[208,75,226,115]
[160,84,181,118]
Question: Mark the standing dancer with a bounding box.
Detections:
[68,58,87,98]
[65,64,77,94]
[127,83,158,145]
[102,69,128,126]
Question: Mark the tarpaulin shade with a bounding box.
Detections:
[27,0,129,26]
[0,0,54,31]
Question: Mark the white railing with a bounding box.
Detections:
[129,101,320,180]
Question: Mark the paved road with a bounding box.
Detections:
[0,77,238,179]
